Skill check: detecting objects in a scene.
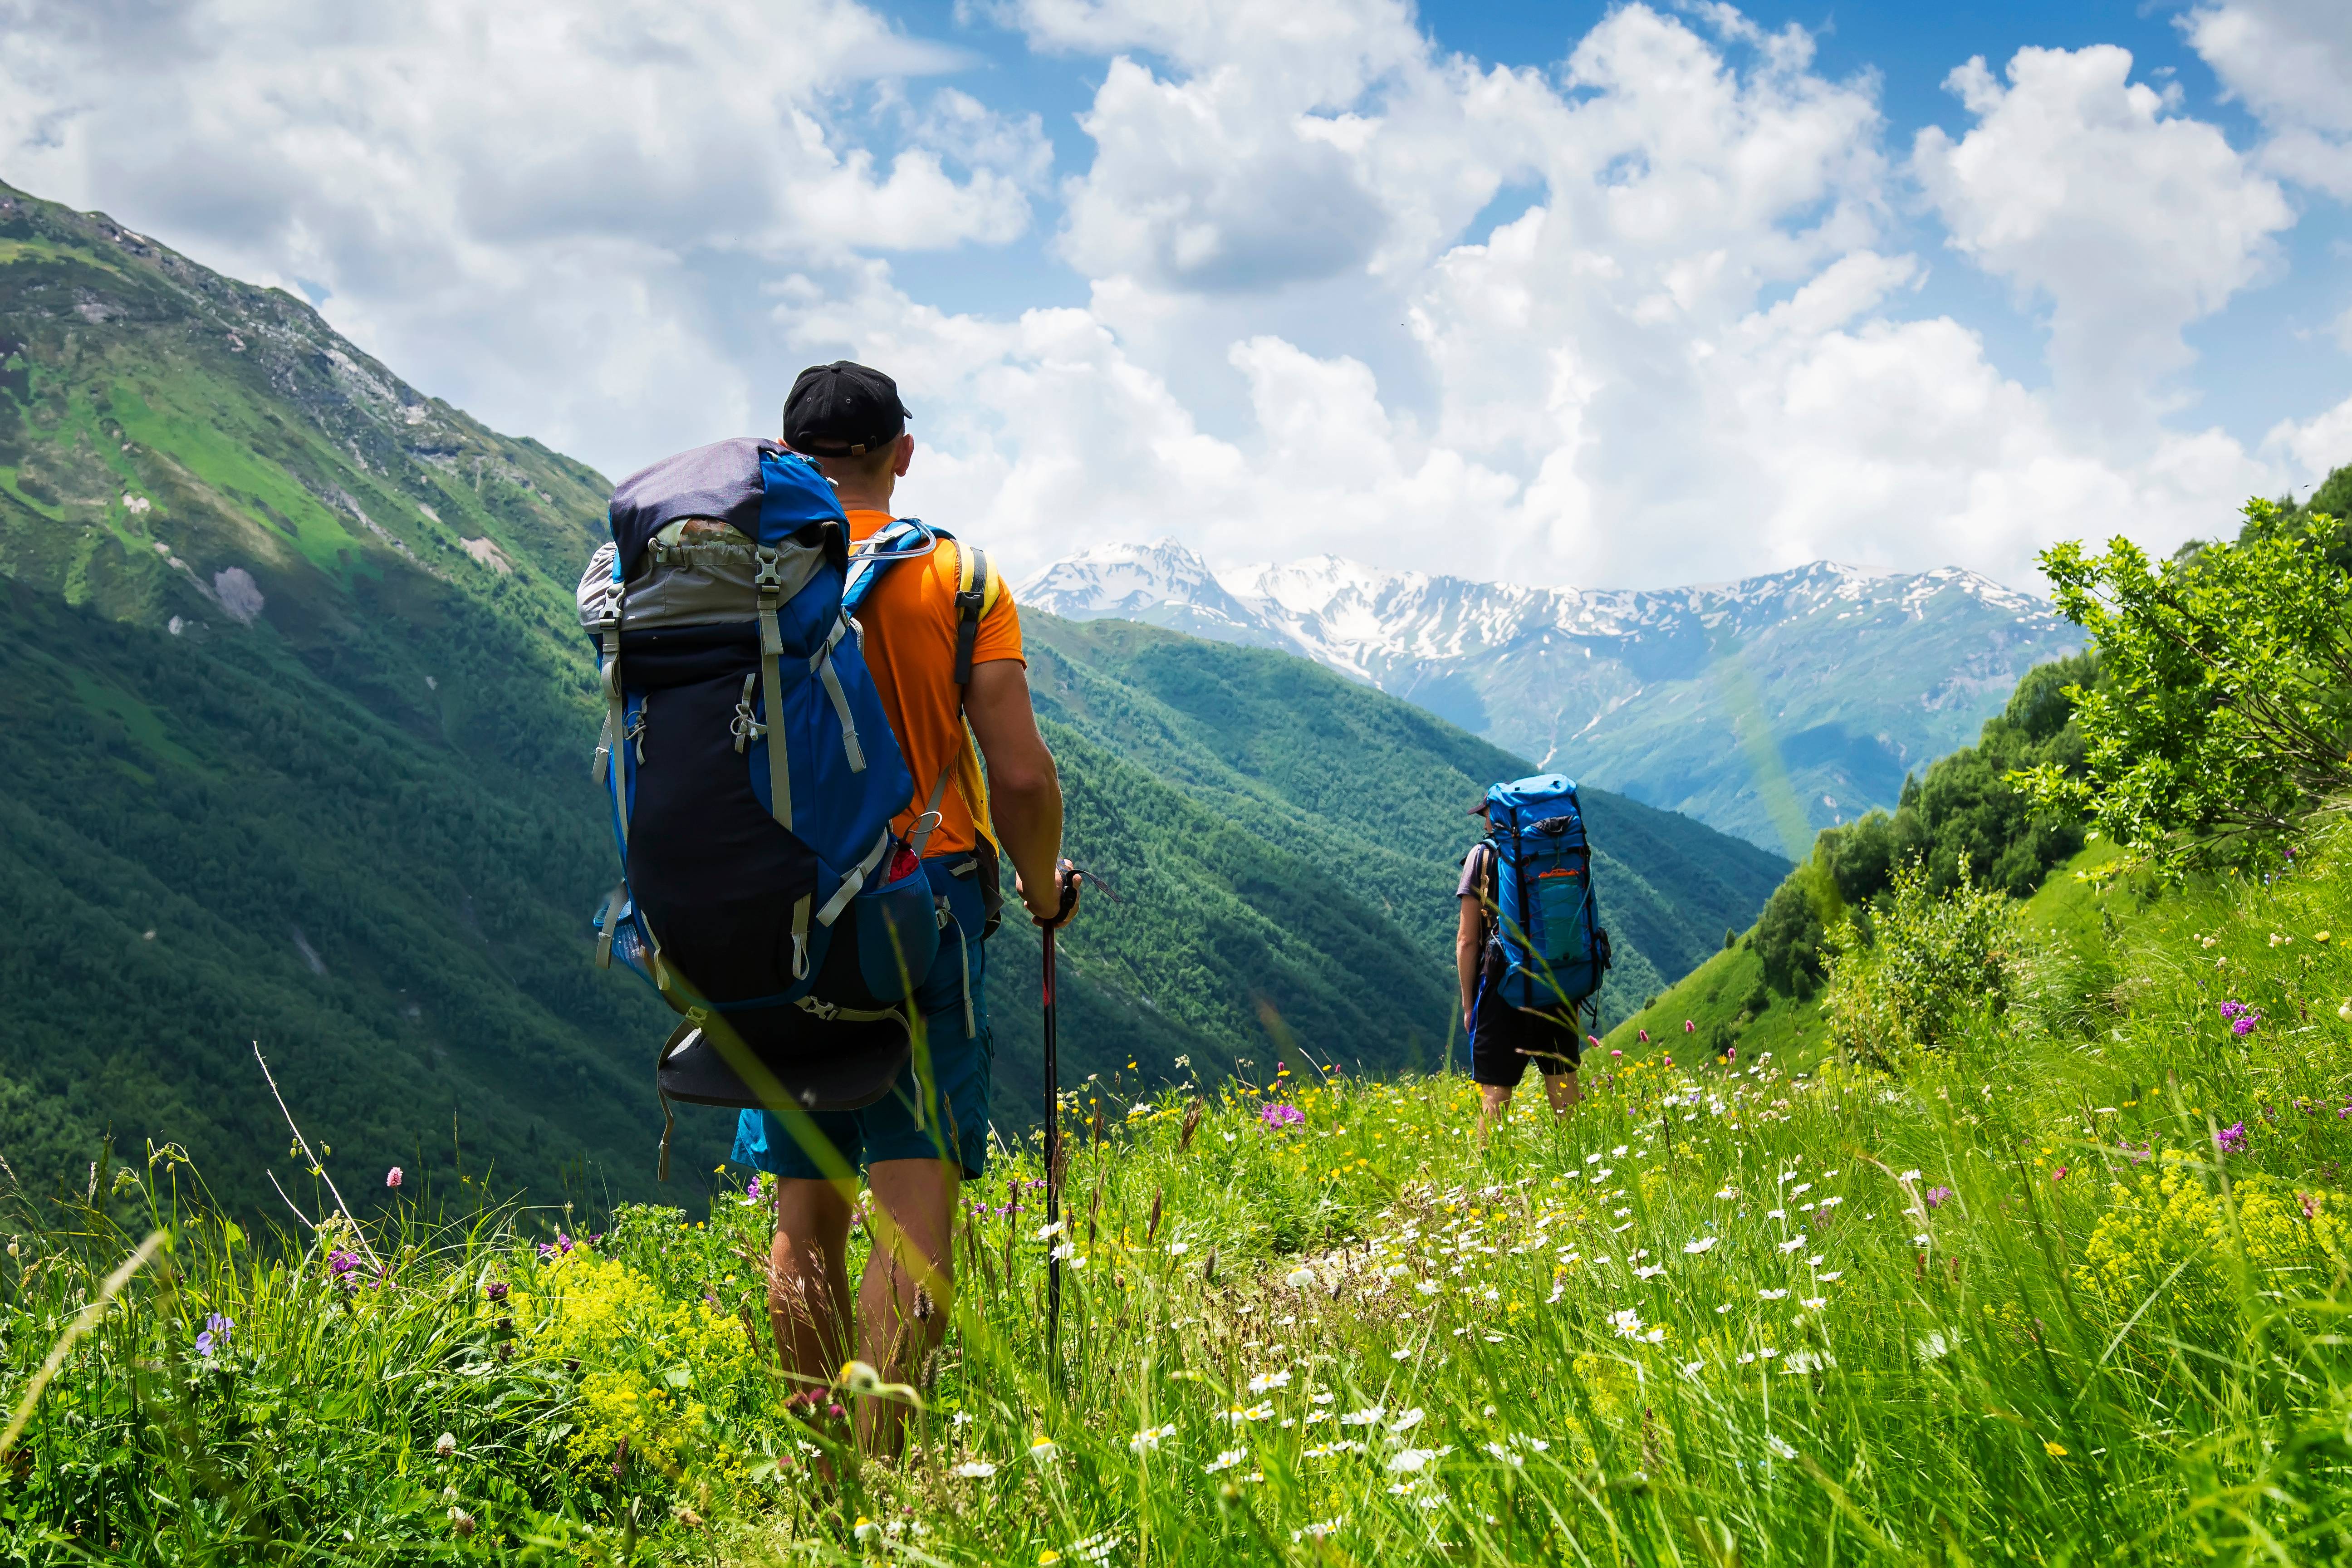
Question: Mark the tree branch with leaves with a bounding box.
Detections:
[2014,500,2352,869]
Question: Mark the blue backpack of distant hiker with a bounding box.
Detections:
[1479,774,1612,1013]
[575,438,946,1166]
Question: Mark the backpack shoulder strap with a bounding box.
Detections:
[1477,839,1499,936]
[842,517,940,615]
[950,537,1001,687]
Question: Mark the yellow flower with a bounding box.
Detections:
[1039,1553,1063,1565]
[2044,1441,2067,1458]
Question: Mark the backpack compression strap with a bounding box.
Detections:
[752,547,795,834]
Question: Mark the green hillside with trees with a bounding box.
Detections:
[1608,647,2102,1063]
[0,179,1783,1219]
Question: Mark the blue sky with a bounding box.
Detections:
[5,0,2350,589]
[879,0,2350,456]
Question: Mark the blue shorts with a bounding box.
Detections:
[732,853,996,1182]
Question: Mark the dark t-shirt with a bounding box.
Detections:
[1456,841,1493,904]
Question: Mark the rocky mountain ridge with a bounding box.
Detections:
[1021,539,2079,853]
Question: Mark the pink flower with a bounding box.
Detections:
[1683,1020,1695,1034]
[1923,1186,1954,1209]
[386,1166,403,1189]
[1260,1103,1304,1130]
[1638,1030,1649,1043]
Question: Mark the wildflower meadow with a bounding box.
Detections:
[6,824,2352,1565]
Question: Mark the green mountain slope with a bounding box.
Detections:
[0,181,676,1213]
[0,178,1785,1210]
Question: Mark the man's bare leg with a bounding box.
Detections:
[1478,1083,1513,1141]
[1543,1069,1583,1116]
[769,1179,854,1401]
[855,1157,960,1456]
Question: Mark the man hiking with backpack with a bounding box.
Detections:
[727,363,1067,1454]
[1458,776,1611,1136]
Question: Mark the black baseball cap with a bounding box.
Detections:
[783,361,911,457]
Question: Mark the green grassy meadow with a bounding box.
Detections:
[7,818,2352,1565]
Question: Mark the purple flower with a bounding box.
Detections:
[537,1232,576,1261]
[327,1249,361,1277]
[1260,1103,1304,1130]
[2215,1121,2248,1156]
[2219,1001,2248,1018]
[2122,1140,2151,1165]
[1924,1186,1954,1210]
[195,1312,232,1357]
[485,1280,509,1304]
[746,1175,764,1203]
[2232,1014,2261,1037]
[194,1330,216,1357]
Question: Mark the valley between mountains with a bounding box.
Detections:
[1024,539,2078,857]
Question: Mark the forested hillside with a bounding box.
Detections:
[0,178,1784,1216]
[1608,647,2100,1061]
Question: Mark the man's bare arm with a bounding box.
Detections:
[1455,895,1483,1028]
[964,658,1064,923]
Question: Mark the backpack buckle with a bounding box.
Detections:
[754,547,788,599]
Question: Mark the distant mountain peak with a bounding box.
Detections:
[1021,543,2078,852]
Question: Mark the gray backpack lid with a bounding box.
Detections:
[608,437,801,578]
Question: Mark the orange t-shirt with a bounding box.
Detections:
[846,509,1025,856]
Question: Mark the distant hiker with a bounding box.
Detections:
[739,361,1066,1453]
[1458,774,1612,1135]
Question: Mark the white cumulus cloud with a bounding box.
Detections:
[1913,45,2294,427]
[2182,0,2352,197]
[0,0,1048,471]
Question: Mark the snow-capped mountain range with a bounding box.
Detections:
[1020,540,2079,855]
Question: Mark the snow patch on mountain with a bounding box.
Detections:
[1021,540,2078,853]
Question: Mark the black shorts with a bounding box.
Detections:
[1470,970,1582,1087]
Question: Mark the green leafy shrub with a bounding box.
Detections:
[2022,503,2352,867]
[1823,859,2022,1065]
[1753,877,1827,995]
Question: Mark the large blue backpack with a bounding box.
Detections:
[1480,774,1612,1013]
[576,439,946,1167]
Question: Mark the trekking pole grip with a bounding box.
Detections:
[1035,858,1082,930]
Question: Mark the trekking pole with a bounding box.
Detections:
[1036,861,1083,1369]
